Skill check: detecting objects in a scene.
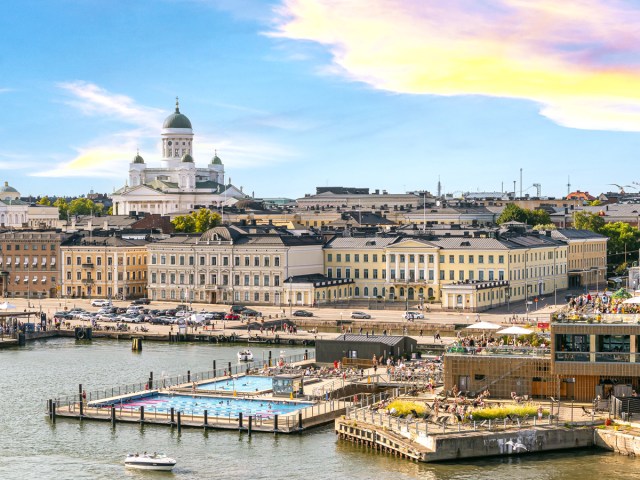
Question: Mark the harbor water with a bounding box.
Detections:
[0,338,638,479]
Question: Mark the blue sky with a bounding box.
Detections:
[2,0,640,199]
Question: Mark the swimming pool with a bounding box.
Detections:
[198,375,273,393]
[102,393,310,418]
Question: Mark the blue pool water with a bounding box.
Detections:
[198,375,273,392]
[103,393,310,418]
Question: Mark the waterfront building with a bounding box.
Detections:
[0,230,70,299]
[146,225,324,305]
[297,187,426,210]
[551,229,608,290]
[323,229,569,310]
[110,99,246,216]
[60,232,149,300]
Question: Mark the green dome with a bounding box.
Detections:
[211,153,222,165]
[133,153,145,164]
[163,98,192,129]
[181,153,194,163]
[0,181,18,193]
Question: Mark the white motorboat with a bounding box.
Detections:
[125,452,177,471]
[237,349,254,362]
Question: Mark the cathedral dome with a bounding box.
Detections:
[132,153,145,164]
[211,152,222,165]
[181,153,194,163]
[163,98,192,129]
[0,181,18,193]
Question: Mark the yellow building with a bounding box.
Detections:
[61,234,149,300]
[551,229,608,290]
[324,230,570,311]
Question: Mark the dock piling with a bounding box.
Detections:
[274,414,278,433]
[298,412,303,431]
[213,360,216,376]
[111,405,116,427]
[47,399,52,419]
[149,372,153,390]
[51,401,56,423]
[248,415,252,436]
[177,411,182,433]
[187,370,191,382]
[238,412,243,429]
[170,407,175,425]
[140,406,144,423]
[228,362,231,375]
[268,351,272,367]
[204,410,208,427]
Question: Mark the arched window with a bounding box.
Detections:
[428,287,434,298]
[296,292,302,302]
[373,287,378,297]
[355,287,360,296]
[364,287,369,297]
[456,294,463,305]
[408,287,414,300]
[400,287,405,297]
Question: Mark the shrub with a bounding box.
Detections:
[470,405,547,421]
[386,400,427,417]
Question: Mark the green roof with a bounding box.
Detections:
[181,153,194,163]
[133,153,144,164]
[163,98,192,129]
[212,154,222,165]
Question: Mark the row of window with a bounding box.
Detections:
[0,244,56,251]
[65,271,146,281]
[150,272,281,287]
[327,251,568,265]
[65,255,146,266]
[150,254,281,268]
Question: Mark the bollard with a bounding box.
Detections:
[204,410,208,427]
[298,412,303,431]
[274,414,279,433]
[239,412,244,429]
[187,370,191,382]
[52,401,56,423]
[111,405,116,427]
[170,407,175,425]
[140,406,145,422]
[248,415,252,436]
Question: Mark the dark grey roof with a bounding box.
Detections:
[551,229,607,241]
[326,334,408,346]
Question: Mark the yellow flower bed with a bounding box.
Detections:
[471,405,546,420]
[386,400,427,417]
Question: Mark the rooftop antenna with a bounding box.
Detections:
[567,175,571,196]
[519,168,523,199]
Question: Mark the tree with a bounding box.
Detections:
[53,198,68,220]
[497,204,527,224]
[599,222,640,276]
[172,208,221,233]
[67,198,103,217]
[497,204,551,226]
[532,223,557,231]
[37,196,52,206]
[107,206,113,215]
[573,211,605,232]
[588,199,602,206]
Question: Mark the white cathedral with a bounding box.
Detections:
[110,99,247,216]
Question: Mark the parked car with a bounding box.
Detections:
[230,305,246,313]
[54,312,73,320]
[164,309,177,316]
[293,310,313,317]
[224,313,240,321]
[133,298,151,305]
[91,299,111,307]
[351,311,371,319]
[209,311,226,320]
[242,309,262,317]
[403,311,424,320]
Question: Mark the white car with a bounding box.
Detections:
[91,299,111,307]
[403,311,424,320]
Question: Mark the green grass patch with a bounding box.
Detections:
[386,400,427,417]
[470,405,547,421]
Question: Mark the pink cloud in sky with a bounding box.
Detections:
[271,0,640,131]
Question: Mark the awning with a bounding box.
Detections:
[14,276,19,283]
[32,260,37,266]
[14,258,19,265]
[23,276,28,282]
[32,276,37,282]
[41,276,46,282]
[41,259,46,265]
[51,259,56,265]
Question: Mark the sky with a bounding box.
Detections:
[2,0,640,199]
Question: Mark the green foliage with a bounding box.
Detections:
[53,198,68,220]
[497,204,550,226]
[37,196,52,206]
[67,197,104,217]
[172,208,222,233]
[588,199,602,206]
[107,206,113,215]
[600,222,640,275]
[470,405,545,421]
[532,223,557,231]
[611,288,632,299]
[386,400,427,417]
[573,211,605,231]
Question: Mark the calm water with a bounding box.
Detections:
[0,338,638,479]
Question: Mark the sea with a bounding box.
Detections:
[0,338,637,479]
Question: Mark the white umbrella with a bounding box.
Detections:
[465,321,502,330]
[622,297,640,304]
[497,326,532,335]
[0,302,16,310]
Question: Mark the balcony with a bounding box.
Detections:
[81,263,94,268]
[446,345,550,357]
[81,278,95,285]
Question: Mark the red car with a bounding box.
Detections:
[224,313,240,320]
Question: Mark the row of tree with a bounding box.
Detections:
[38,196,109,220]
[171,209,222,233]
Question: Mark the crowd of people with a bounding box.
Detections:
[565,292,640,316]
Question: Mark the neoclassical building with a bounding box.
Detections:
[110,99,246,216]
[0,181,59,229]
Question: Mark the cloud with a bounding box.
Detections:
[30,145,140,179]
[57,81,164,131]
[270,0,640,131]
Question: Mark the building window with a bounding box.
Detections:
[254,257,260,267]
[211,256,217,266]
[489,255,494,264]
[264,275,270,286]
[449,255,454,264]
[234,257,240,266]
[498,255,504,264]
[458,255,464,263]
[244,275,250,286]
[274,257,280,267]
[327,253,332,262]
[274,275,280,286]
[254,275,259,286]
[337,254,342,262]
[479,255,484,264]
[223,256,229,266]
[264,257,270,267]
[244,256,250,266]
